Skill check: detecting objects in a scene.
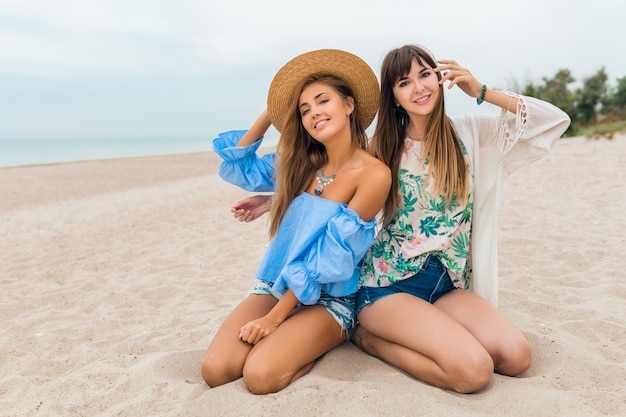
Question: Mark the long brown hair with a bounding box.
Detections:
[370,44,468,226]
[269,74,368,237]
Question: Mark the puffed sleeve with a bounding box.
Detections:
[273,206,376,305]
[211,130,276,192]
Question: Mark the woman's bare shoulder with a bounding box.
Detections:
[357,149,390,174]
[352,149,391,187]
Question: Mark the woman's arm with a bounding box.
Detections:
[436,59,521,113]
[212,110,277,192]
[236,110,272,147]
[479,88,521,114]
[238,289,298,345]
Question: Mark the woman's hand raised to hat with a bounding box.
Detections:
[235,110,272,148]
[435,59,484,100]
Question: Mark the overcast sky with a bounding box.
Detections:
[1,0,625,142]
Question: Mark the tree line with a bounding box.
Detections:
[513,68,626,138]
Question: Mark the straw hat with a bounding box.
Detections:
[267,49,379,132]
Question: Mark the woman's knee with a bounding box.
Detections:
[446,350,494,393]
[201,352,240,388]
[242,361,289,395]
[494,335,532,377]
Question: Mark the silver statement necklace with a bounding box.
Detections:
[314,151,354,196]
[314,168,336,195]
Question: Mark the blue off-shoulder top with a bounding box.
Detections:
[212,130,376,305]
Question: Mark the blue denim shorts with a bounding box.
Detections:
[252,281,357,340]
[356,255,456,315]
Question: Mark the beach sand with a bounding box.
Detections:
[1,135,625,417]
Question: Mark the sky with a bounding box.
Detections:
[1,0,625,143]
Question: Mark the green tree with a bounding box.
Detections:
[612,75,626,117]
[523,69,576,132]
[575,67,609,124]
[518,67,626,137]
[531,69,576,118]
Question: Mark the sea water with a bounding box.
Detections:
[0,137,214,168]
[0,135,279,168]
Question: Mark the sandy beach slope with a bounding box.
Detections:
[1,135,625,416]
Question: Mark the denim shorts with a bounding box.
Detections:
[252,281,357,340]
[356,255,456,315]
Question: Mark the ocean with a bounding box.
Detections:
[0,135,278,168]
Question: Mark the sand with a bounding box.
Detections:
[1,135,625,417]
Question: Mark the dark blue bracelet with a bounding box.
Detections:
[476,84,487,105]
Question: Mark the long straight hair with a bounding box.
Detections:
[370,44,468,226]
[269,74,368,238]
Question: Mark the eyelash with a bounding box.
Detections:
[398,71,430,88]
[301,98,329,116]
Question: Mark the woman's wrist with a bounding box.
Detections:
[476,84,487,105]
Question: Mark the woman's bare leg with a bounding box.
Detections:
[201,294,277,387]
[433,290,532,376]
[243,305,347,394]
[356,292,494,393]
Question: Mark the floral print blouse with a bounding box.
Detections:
[359,137,474,290]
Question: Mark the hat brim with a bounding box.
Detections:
[267,49,379,133]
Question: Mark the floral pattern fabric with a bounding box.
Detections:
[360,137,474,290]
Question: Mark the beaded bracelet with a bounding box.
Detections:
[476,84,487,105]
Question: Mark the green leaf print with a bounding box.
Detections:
[396,218,414,237]
[419,216,440,237]
[451,232,470,258]
[401,191,417,216]
[428,198,447,213]
[440,213,457,228]
[370,240,386,258]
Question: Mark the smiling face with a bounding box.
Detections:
[392,57,440,119]
[298,81,355,144]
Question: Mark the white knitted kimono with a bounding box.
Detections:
[453,94,570,306]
